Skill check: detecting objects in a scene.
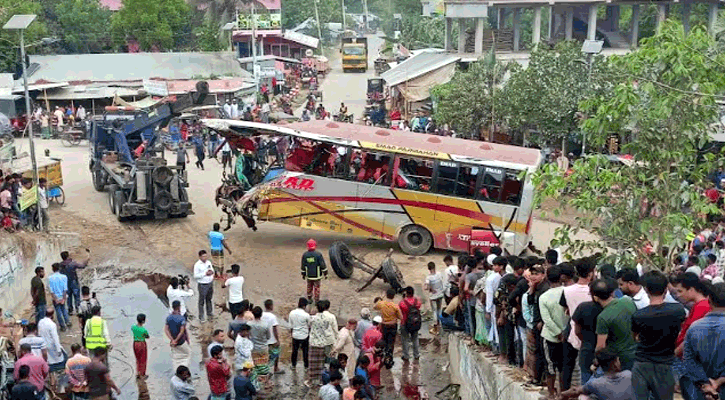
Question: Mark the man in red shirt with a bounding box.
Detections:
[362,316,383,353]
[206,345,232,399]
[673,272,711,393]
[13,343,49,396]
[398,286,422,361]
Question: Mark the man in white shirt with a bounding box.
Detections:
[76,105,86,121]
[38,308,65,371]
[260,102,271,124]
[262,299,282,374]
[221,141,232,171]
[38,178,49,232]
[234,324,253,371]
[53,107,64,134]
[288,297,310,369]
[166,276,194,317]
[193,250,215,322]
[485,257,506,348]
[223,100,232,119]
[230,99,240,119]
[222,264,244,318]
[442,255,459,300]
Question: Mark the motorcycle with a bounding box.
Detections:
[333,113,354,123]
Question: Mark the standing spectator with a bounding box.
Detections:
[206,345,232,400]
[207,329,226,360]
[38,308,65,373]
[309,302,334,383]
[674,273,711,357]
[301,239,328,304]
[289,298,311,369]
[132,313,150,379]
[262,299,282,375]
[234,362,257,400]
[631,271,686,400]
[209,223,232,277]
[260,102,271,124]
[618,269,650,309]
[559,260,594,390]
[176,145,190,173]
[228,301,253,340]
[223,100,232,119]
[332,319,357,377]
[592,279,637,371]
[221,140,232,171]
[18,323,47,360]
[486,257,506,352]
[14,344,48,399]
[38,178,49,231]
[223,264,245,318]
[539,266,568,398]
[442,255,459,303]
[374,289,402,356]
[353,308,372,360]
[193,134,205,170]
[528,264,549,386]
[85,347,121,400]
[362,317,383,353]
[234,324,253,372]
[166,277,194,318]
[701,253,720,280]
[65,343,91,398]
[60,249,90,316]
[170,366,196,400]
[560,349,635,400]
[231,99,240,119]
[12,365,40,400]
[571,299,603,384]
[424,262,445,328]
[398,286,422,361]
[165,301,191,370]
[193,250,215,322]
[48,263,70,331]
[247,306,271,388]
[84,306,111,363]
[319,300,339,359]
[77,287,100,347]
[463,257,486,337]
[30,267,47,324]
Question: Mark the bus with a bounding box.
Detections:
[204,119,542,256]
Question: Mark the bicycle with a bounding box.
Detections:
[60,128,82,147]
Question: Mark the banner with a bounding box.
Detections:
[237,10,281,30]
[19,186,37,211]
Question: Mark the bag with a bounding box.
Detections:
[404,301,422,333]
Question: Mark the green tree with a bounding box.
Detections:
[110,0,192,51]
[430,51,510,139]
[55,0,112,53]
[534,22,725,269]
[0,0,47,72]
[194,18,226,51]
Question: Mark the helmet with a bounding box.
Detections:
[307,239,317,250]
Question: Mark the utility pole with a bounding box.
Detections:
[251,2,259,94]
[313,0,322,49]
[362,0,369,31]
[342,0,347,32]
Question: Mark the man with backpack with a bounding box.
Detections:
[398,286,422,361]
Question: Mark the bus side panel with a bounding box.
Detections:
[390,189,463,250]
[347,182,403,240]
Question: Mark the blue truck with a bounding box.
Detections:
[89,81,208,221]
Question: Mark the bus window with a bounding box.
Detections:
[479,167,503,201]
[348,150,391,185]
[435,161,458,196]
[395,157,433,191]
[285,138,339,177]
[501,170,523,205]
[455,165,479,199]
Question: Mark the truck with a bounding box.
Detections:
[89,81,208,221]
[341,36,368,73]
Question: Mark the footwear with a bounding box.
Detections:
[60,326,66,332]
[199,317,206,322]
[274,370,286,375]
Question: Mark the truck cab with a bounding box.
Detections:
[341,36,368,72]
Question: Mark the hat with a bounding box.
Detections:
[686,266,702,276]
[242,361,254,370]
[487,254,496,266]
[360,307,371,319]
[372,316,382,324]
[307,239,317,250]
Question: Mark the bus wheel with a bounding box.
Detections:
[398,225,432,256]
[329,241,355,279]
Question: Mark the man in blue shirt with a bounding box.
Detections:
[209,223,232,277]
[47,263,70,331]
[683,282,725,400]
[60,249,90,316]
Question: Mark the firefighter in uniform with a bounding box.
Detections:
[84,305,111,363]
[301,239,328,304]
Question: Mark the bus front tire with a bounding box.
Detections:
[398,225,433,256]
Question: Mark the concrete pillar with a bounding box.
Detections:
[445,17,453,51]
[533,6,542,45]
[458,18,467,53]
[606,5,620,32]
[475,17,485,54]
[656,3,666,33]
[513,8,521,51]
[497,8,503,29]
[546,6,553,40]
[565,7,573,40]
[709,4,719,36]
[587,4,598,41]
[682,2,691,33]
[630,4,640,48]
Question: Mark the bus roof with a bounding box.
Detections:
[202,119,542,169]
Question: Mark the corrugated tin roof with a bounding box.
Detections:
[380,51,461,87]
[37,86,140,100]
[28,52,252,84]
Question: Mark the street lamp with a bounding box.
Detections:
[3,14,41,231]
[581,39,603,155]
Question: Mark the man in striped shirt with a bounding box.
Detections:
[65,343,91,398]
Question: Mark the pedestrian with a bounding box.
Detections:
[260,102,270,124]
[208,128,219,158]
[362,316,383,353]
[85,347,120,400]
[560,348,635,400]
[48,263,70,331]
[165,301,191,370]
[571,298,603,384]
[234,324,253,372]
[463,256,486,337]
[221,140,232,171]
[539,266,568,399]
[355,355,376,399]
[38,308,66,374]
[630,271,686,400]
[207,329,226,360]
[399,286,422,362]
[223,264,244,318]
[229,300,253,340]
[176,145,190,173]
[319,370,343,400]
[60,249,90,316]
[12,364,40,400]
[37,178,49,231]
[617,268,650,309]
[233,362,257,400]
[206,345,232,400]
[301,239,328,304]
[424,262,445,329]
[528,264,549,386]
[77,287,100,348]
[209,223,232,277]
[166,276,194,318]
[170,365,196,400]
[559,260,594,390]
[18,323,48,360]
[332,319,357,377]
[13,344,48,400]
[65,343,91,399]
[193,250,215,322]
[132,313,150,379]
[247,306,271,390]
[320,300,339,359]
[486,257,506,352]
[592,278,637,371]
[362,341,384,394]
[289,297,310,370]
[262,299,282,374]
[309,302,334,384]
[84,306,111,364]
[353,308,372,361]
[373,289,402,356]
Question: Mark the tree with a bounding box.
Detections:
[534,22,725,270]
[498,40,612,150]
[195,18,226,51]
[0,0,47,73]
[110,0,192,51]
[282,0,343,30]
[55,0,112,53]
[430,51,510,138]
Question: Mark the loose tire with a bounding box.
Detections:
[92,169,105,192]
[152,166,173,186]
[397,225,433,256]
[107,184,118,214]
[329,241,355,279]
[381,257,405,291]
[176,187,189,218]
[154,190,173,211]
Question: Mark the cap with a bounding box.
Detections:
[373,316,382,324]
[360,307,371,319]
[307,239,317,250]
[242,361,254,370]
[486,254,496,266]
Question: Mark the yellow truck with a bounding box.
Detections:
[341,37,368,73]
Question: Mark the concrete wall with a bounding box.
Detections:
[0,233,80,316]
[448,333,542,400]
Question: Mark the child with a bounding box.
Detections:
[338,353,350,387]
[131,313,150,379]
[343,375,365,400]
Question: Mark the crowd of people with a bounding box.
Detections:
[0,171,49,233]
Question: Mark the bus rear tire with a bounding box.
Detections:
[398,225,432,256]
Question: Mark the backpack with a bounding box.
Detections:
[404,300,422,333]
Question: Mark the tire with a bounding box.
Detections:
[108,184,118,214]
[70,135,81,145]
[329,241,355,279]
[381,258,405,291]
[154,190,173,211]
[53,187,65,206]
[152,166,173,186]
[397,224,433,256]
[60,134,72,147]
[92,169,105,192]
[177,187,189,218]
[114,190,127,222]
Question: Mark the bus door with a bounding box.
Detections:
[430,161,483,252]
